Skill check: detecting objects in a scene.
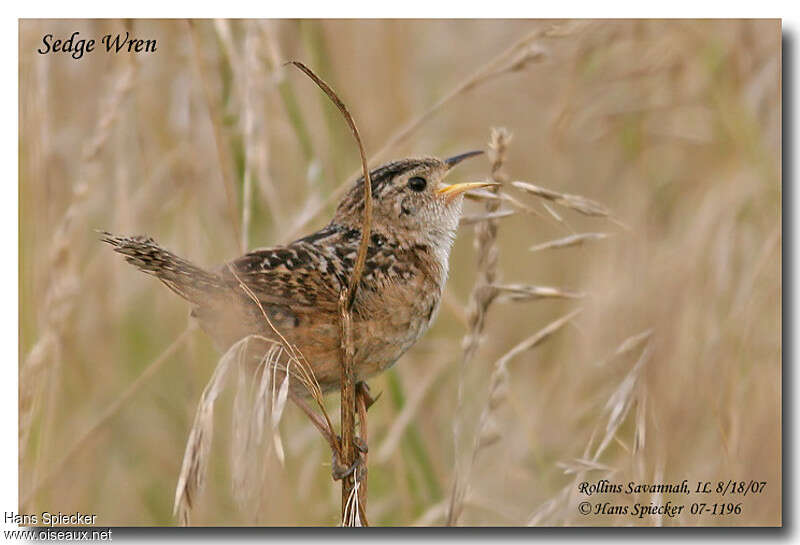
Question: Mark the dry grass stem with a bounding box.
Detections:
[214,20,280,249]
[172,329,314,524]
[491,283,586,303]
[368,34,544,161]
[21,60,136,497]
[174,337,245,525]
[187,20,242,246]
[594,341,652,461]
[492,308,584,374]
[540,201,564,223]
[227,265,335,438]
[450,308,583,524]
[461,129,508,364]
[596,329,654,367]
[231,344,286,508]
[466,189,553,224]
[527,335,653,525]
[160,265,347,523]
[459,209,516,226]
[556,458,618,475]
[528,233,610,252]
[241,26,256,252]
[356,385,370,513]
[81,62,136,164]
[447,127,509,525]
[511,180,610,218]
[288,60,373,525]
[342,475,363,527]
[20,20,780,527]
[23,323,193,510]
[375,356,452,463]
[463,189,503,202]
[220,22,255,253]
[526,484,572,526]
[287,61,373,306]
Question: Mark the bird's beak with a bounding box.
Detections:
[438,150,495,202]
[437,181,499,202]
[444,150,484,169]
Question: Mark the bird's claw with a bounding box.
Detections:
[331,433,369,481]
[331,443,367,481]
[331,454,359,481]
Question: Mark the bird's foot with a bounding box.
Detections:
[331,455,358,481]
[331,436,368,481]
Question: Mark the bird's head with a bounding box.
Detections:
[332,151,494,247]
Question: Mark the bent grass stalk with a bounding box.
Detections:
[287,61,374,525]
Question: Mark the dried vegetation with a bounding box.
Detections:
[19,19,780,526]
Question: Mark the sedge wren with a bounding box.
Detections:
[102,151,493,395]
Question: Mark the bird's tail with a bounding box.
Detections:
[100,231,224,304]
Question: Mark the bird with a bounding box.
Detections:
[102,151,493,398]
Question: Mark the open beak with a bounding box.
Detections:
[438,150,496,201]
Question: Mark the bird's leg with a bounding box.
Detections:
[356,381,381,411]
[350,382,374,476]
[331,383,372,481]
[353,381,371,511]
[289,392,339,454]
[290,393,360,481]
[293,383,376,482]
[354,382,373,452]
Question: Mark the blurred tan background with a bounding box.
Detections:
[19,19,781,526]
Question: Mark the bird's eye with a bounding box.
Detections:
[407,176,427,192]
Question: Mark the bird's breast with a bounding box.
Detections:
[350,248,446,379]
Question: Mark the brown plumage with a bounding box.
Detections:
[102,152,492,395]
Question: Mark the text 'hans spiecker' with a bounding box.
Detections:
[37,31,157,60]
